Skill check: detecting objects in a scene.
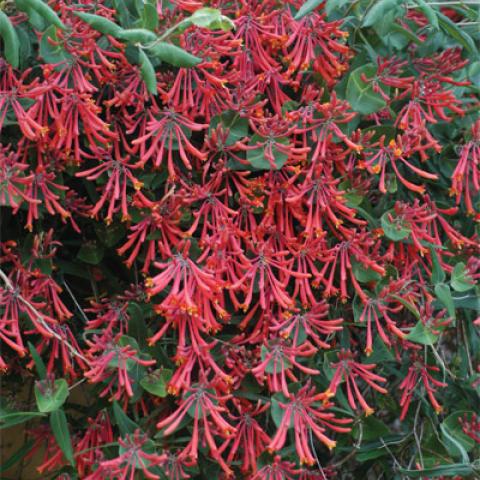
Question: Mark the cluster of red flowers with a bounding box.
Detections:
[0,0,479,478]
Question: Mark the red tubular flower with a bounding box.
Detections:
[230,243,310,311]
[76,147,143,223]
[269,301,343,349]
[360,135,438,194]
[287,238,329,306]
[357,295,406,356]
[52,92,117,164]
[295,93,361,170]
[236,116,310,169]
[182,181,239,238]
[24,164,71,231]
[252,340,320,396]
[268,381,352,464]
[220,400,271,473]
[0,63,48,140]
[31,324,86,377]
[166,344,232,395]
[0,144,38,209]
[131,107,207,177]
[84,333,155,400]
[161,450,196,480]
[76,411,114,477]
[156,381,236,475]
[459,413,480,444]
[85,430,166,480]
[234,7,280,73]
[0,268,57,364]
[25,425,66,475]
[146,242,222,315]
[164,31,238,119]
[450,119,480,215]
[117,189,184,272]
[317,231,385,302]
[85,298,130,336]
[251,455,300,480]
[286,11,350,80]
[325,351,387,416]
[399,357,447,420]
[287,173,366,239]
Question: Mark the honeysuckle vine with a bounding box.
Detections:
[0,0,479,478]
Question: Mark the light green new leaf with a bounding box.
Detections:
[346,64,388,115]
[189,8,235,31]
[435,283,455,319]
[362,0,400,28]
[35,379,69,413]
[294,0,323,20]
[451,263,475,292]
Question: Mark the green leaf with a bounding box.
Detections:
[261,345,291,374]
[28,342,47,379]
[77,242,104,265]
[380,210,411,241]
[0,411,46,430]
[414,0,439,29]
[440,423,469,464]
[128,303,149,349]
[140,369,172,397]
[0,12,20,68]
[147,42,201,67]
[246,135,289,170]
[442,411,476,455]
[362,125,396,142]
[74,11,123,37]
[209,111,249,145]
[118,28,157,43]
[50,409,75,466]
[430,247,446,284]
[141,1,159,31]
[294,0,323,20]
[398,464,474,477]
[19,0,66,30]
[437,12,478,55]
[112,401,139,436]
[325,0,350,17]
[352,260,382,283]
[39,24,71,64]
[188,8,235,31]
[35,379,69,413]
[271,393,289,428]
[357,448,388,462]
[452,291,480,311]
[362,0,400,28]
[406,321,438,346]
[451,263,475,292]
[138,50,157,94]
[0,440,34,473]
[353,416,390,441]
[346,64,387,115]
[390,23,422,46]
[363,336,396,363]
[434,283,455,319]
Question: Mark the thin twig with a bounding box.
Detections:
[308,427,328,480]
[62,278,90,324]
[412,401,424,469]
[68,377,87,391]
[0,267,90,365]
